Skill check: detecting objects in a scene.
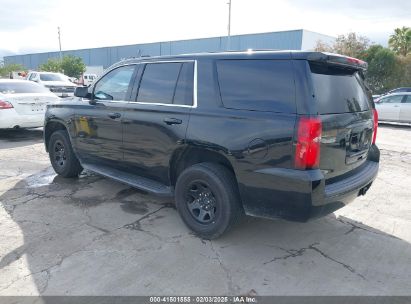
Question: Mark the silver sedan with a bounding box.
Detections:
[375,93,411,123]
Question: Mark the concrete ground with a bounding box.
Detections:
[0,125,410,296]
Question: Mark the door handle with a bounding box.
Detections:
[163,117,182,125]
[108,112,121,119]
[393,105,400,107]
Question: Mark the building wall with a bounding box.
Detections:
[301,29,335,50]
[4,29,333,70]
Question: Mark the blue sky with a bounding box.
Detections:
[1,0,410,60]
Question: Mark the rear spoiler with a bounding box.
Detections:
[306,52,368,70]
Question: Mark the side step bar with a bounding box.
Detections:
[82,163,173,197]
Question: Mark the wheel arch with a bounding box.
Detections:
[169,146,238,187]
[44,120,69,152]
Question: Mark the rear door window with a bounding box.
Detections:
[310,63,371,114]
[173,62,194,106]
[216,60,296,113]
[137,62,181,105]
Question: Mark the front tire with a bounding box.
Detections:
[175,163,243,239]
[48,130,83,177]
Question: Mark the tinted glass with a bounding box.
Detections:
[39,74,66,81]
[94,65,135,101]
[173,62,194,105]
[137,63,181,104]
[216,60,296,113]
[405,95,411,103]
[310,63,370,114]
[0,81,51,94]
[29,73,37,81]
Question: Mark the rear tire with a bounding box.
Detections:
[175,162,243,239]
[48,130,83,177]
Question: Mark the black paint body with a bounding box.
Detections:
[45,51,380,222]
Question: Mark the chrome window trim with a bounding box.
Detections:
[98,100,131,105]
[133,60,198,109]
[95,60,198,108]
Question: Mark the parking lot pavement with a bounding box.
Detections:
[0,125,410,296]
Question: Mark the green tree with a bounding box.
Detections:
[388,26,411,56]
[60,55,86,78]
[38,55,86,78]
[0,62,25,78]
[392,54,411,88]
[38,58,63,73]
[361,45,399,93]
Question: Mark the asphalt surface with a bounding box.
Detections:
[0,125,410,296]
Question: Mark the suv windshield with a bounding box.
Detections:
[310,63,371,114]
[0,81,51,94]
[40,73,66,82]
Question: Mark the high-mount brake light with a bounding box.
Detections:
[295,117,322,170]
[325,54,368,70]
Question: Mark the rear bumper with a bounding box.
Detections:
[240,146,379,222]
[0,109,44,129]
[309,160,378,219]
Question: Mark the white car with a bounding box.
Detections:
[82,73,97,86]
[375,92,411,124]
[26,71,77,97]
[0,79,60,129]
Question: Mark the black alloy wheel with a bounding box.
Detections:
[186,180,217,224]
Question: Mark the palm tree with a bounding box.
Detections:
[388,27,411,56]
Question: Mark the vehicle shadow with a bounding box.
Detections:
[1,167,411,295]
[0,128,44,149]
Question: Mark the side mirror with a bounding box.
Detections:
[74,86,91,98]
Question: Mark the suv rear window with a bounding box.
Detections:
[216,60,296,113]
[310,63,371,114]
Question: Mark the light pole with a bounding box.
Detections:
[227,0,232,50]
[58,26,62,61]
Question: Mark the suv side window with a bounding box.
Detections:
[216,60,296,113]
[136,62,194,105]
[93,65,135,101]
[174,62,194,106]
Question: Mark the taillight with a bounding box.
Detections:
[295,116,322,170]
[372,108,378,144]
[0,100,13,109]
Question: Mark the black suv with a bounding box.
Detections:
[44,51,379,239]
